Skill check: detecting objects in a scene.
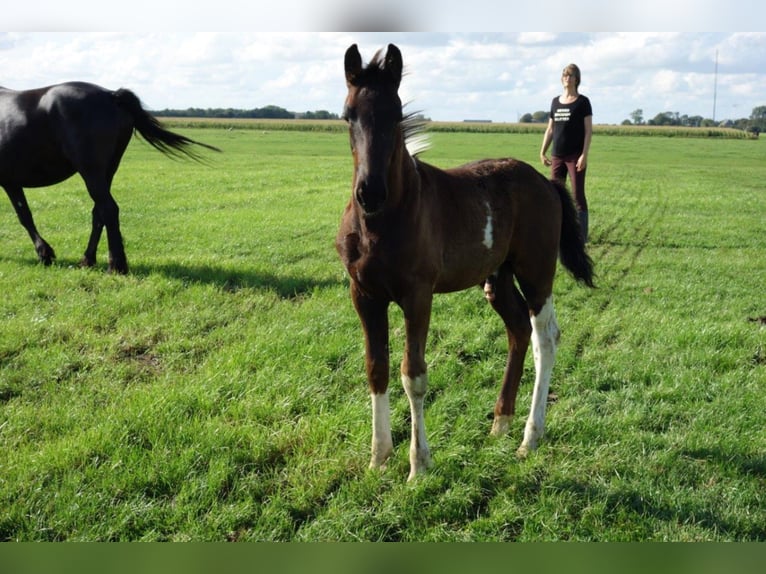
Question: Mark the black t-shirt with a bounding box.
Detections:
[550,95,592,157]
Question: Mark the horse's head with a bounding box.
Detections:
[343,43,405,217]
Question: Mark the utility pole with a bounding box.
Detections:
[713,49,718,123]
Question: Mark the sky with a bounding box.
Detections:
[3,4,765,126]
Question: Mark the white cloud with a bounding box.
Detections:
[1,32,764,124]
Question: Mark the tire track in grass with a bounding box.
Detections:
[568,187,668,364]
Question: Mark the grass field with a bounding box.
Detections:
[0,125,764,541]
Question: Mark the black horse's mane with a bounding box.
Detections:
[359,48,429,158]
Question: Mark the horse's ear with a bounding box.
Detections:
[385,44,403,88]
[345,44,363,86]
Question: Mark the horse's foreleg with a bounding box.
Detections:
[400,290,433,481]
[3,185,56,265]
[488,271,531,437]
[351,285,393,470]
[517,295,560,457]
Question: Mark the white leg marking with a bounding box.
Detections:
[402,373,432,480]
[518,296,560,457]
[482,201,494,249]
[491,414,512,437]
[370,391,393,469]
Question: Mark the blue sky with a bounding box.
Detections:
[4,4,765,125]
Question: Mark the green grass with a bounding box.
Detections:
[0,127,764,541]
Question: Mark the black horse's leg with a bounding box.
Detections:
[81,206,104,269]
[2,185,56,265]
[82,175,127,274]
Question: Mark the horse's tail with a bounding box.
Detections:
[552,179,595,288]
[112,88,220,161]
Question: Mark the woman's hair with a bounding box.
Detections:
[562,63,582,87]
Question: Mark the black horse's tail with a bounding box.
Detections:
[552,179,595,288]
[112,88,220,161]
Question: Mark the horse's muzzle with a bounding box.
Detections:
[355,177,387,216]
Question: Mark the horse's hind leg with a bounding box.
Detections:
[2,185,56,265]
[487,267,532,437]
[81,206,105,269]
[82,175,128,274]
[517,294,560,458]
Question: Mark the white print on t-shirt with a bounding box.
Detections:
[554,108,571,122]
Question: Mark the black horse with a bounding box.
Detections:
[0,81,219,273]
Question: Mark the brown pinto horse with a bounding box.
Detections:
[336,44,595,480]
[0,82,219,273]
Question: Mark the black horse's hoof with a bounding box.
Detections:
[36,244,56,266]
[108,259,129,275]
[79,256,96,269]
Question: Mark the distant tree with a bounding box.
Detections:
[629,109,644,125]
[648,111,679,126]
[750,105,766,131]
[302,110,339,120]
[519,111,548,123]
[258,105,292,119]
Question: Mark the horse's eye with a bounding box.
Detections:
[342,106,356,123]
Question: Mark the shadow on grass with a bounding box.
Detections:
[130,261,344,300]
[2,255,344,301]
[550,444,766,540]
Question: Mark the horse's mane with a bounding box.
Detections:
[365,48,430,158]
[403,110,430,158]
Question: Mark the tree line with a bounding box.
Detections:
[151,105,340,120]
[519,105,766,134]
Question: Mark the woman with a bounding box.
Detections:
[540,63,593,242]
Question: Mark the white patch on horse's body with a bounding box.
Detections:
[401,373,432,480]
[518,296,560,457]
[482,201,494,250]
[370,391,393,468]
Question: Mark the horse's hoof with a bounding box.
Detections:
[108,259,129,275]
[36,245,56,266]
[516,438,539,459]
[407,448,432,481]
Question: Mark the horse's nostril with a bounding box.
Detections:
[355,184,368,209]
[355,179,386,215]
